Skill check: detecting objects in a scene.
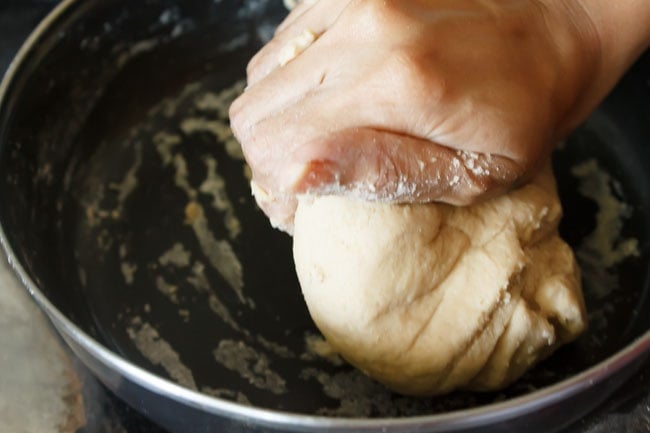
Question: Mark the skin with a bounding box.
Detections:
[230,0,650,233]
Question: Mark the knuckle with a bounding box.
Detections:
[229,112,267,170]
[245,51,264,78]
[350,0,406,38]
[384,50,447,107]
[241,121,284,175]
[246,39,281,80]
[241,131,267,168]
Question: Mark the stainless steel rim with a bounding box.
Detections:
[1,0,649,431]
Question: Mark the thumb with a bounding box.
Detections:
[289,128,525,206]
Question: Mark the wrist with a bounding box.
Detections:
[572,0,650,66]
[537,0,650,136]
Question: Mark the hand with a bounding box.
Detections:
[230,0,644,233]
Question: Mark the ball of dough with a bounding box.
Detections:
[293,164,587,396]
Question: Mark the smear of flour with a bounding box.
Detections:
[114,12,195,69]
[256,335,295,359]
[186,261,211,292]
[194,80,245,119]
[572,159,639,267]
[171,153,197,199]
[148,83,250,303]
[571,159,639,298]
[184,200,250,307]
[153,131,182,166]
[163,149,250,307]
[82,139,143,234]
[127,319,197,390]
[202,387,251,405]
[208,294,246,334]
[115,39,160,68]
[200,156,241,239]
[159,243,191,268]
[300,368,433,417]
[300,333,343,365]
[213,340,287,395]
[186,261,245,334]
[278,29,316,67]
[155,276,180,304]
[190,79,246,161]
[181,117,232,141]
[109,141,143,213]
[181,117,244,161]
[154,82,203,118]
[120,261,138,285]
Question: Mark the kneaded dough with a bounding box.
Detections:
[293,163,587,396]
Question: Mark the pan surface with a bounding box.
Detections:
[1,0,649,432]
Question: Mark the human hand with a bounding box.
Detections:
[229,0,634,233]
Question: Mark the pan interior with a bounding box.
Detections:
[1,0,649,418]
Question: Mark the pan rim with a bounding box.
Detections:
[0,0,649,431]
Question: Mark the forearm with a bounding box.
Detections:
[579,0,650,67]
[538,0,650,136]
[576,0,650,94]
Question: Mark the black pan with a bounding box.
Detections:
[1,0,649,432]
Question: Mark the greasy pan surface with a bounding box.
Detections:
[0,0,649,431]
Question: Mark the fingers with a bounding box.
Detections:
[231,0,542,230]
[247,126,523,233]
[290,128,524,206]
[246,0,352,86]
[230,42,340,145]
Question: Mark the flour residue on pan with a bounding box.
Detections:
[192,80,245,121]
[137,79,290,378]
[184,201,248,305]
[300,368,434,417]
[571,159,639,299]
[213,340,287,395]
[183,80,249,174]
[149,79,252,308]
[200,156,242,239]
[159,243,191,268]
[73,72,343,409]
[120,262,137,285]
[569,158,640,341]
[127,318,197,390]
[153,131,182,166]
[155,276,180,304]
[201,387,251,405]
[111,8,195,68]
[119,243,138,286]
[256,335,295,359]
[301,332,343,366]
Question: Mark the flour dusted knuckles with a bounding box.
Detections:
[292,163,586,396]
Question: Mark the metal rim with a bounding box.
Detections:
[0,0,649,431]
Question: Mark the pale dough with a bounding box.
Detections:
[293,163,586,396]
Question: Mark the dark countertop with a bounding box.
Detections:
[0,2,649,432]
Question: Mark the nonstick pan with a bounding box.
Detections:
[1,1,649,432]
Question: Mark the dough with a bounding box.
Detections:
[292,163,587,396]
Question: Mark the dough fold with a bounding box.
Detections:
[292,164,586,396]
